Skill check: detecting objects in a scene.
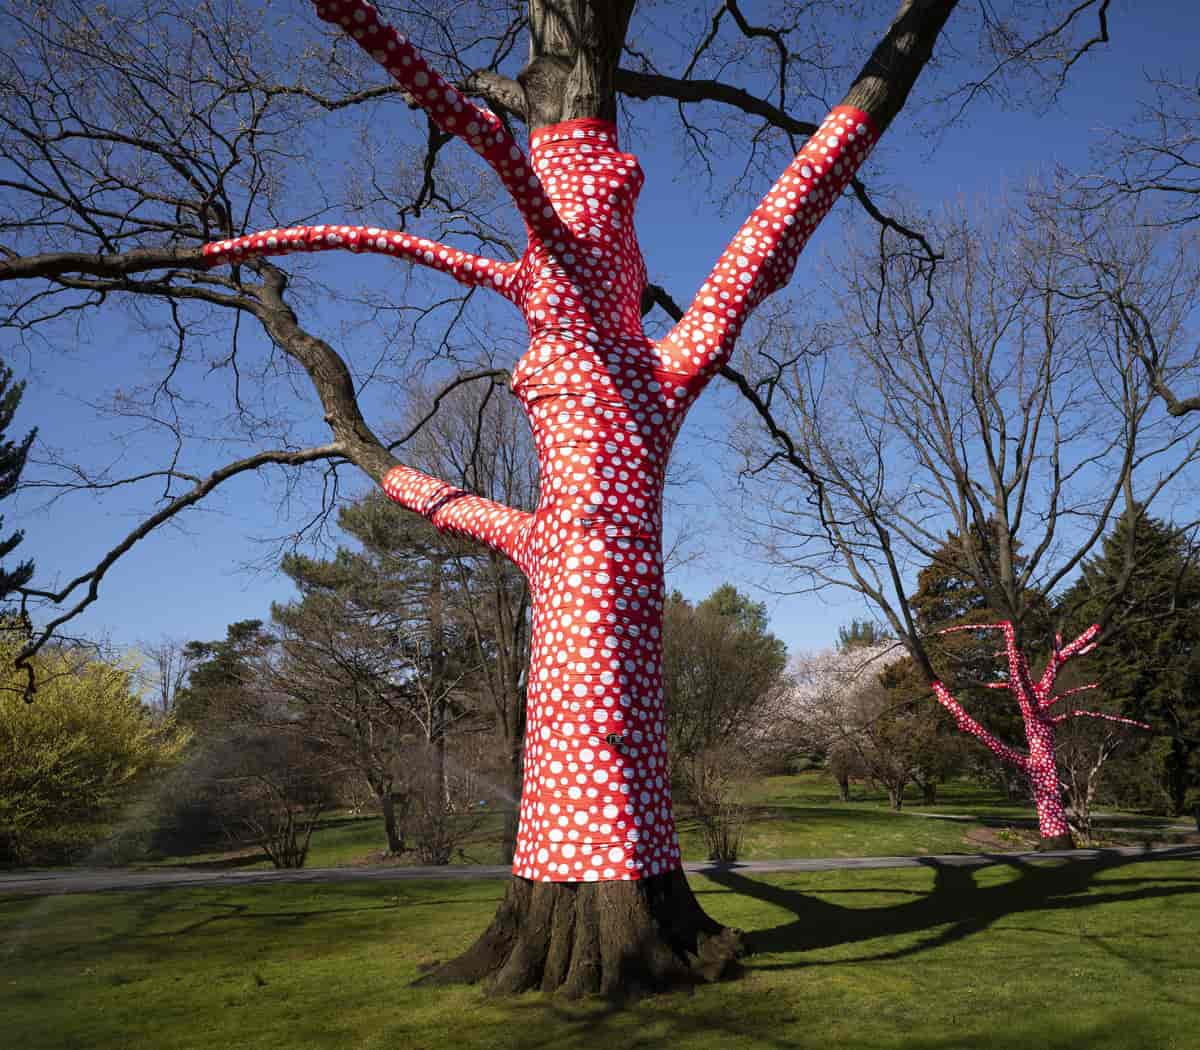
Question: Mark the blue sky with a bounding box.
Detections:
[6,0,1199,658]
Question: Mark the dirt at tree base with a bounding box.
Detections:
[416,868,744,998]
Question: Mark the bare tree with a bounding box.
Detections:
[1,0,1135,998]
[401,380,536,861]
[735,196,1198,846]
[1055,706,1143,845]
[137,637,194,716]
[214,728,339,869]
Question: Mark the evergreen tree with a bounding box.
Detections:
[1060,507,1200,815]
[271,496,480,858]
[0,362,35,603]
[174,619,273,729]
[836,619,894,652]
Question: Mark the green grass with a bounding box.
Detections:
[140,774,1188,873]
[3,852,1198,1049]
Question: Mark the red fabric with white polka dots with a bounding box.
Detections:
[931,622,1147,841]
[204,0,881,881]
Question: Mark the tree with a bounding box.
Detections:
[394,382,537,862]
[0,637,188,863]
[785,641,903,801]
[174,620,274,729]
[1059,506,1200,816]
[271,496,482,857]
[662,585,788,859]
[137,637,195,717]
[212,728,339,869]
[0,0,1129,997]
[736,192,1196,848]
[0,362,34,604]
[837,619,894,652]
[896,527,1041,801]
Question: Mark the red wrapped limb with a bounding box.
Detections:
[1041,681,1099,709]
[202,224,517,298]
[1049,709,1152,729]
[311,0,564,242]
[382,464,532,568]
[931,621,1147,841]
[930,681,1030,771]
[659,106,878,383]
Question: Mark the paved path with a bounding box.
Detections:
[2,844,1196,898]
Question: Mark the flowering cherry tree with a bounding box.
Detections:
[931,622,1150,848]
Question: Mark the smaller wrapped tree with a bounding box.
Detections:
[931,621,1149,848]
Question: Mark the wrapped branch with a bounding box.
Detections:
[659,106,878,381]
[203,225,518,299]
[381,465,531,569]
[1049,709,1152,729]
[312,0,564,242]
[930,680,1030,770]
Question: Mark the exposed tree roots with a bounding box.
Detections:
[417,868,744,998]
[1036,833,1075,851]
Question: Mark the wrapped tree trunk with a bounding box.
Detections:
[204,0,959,995]
[931,623,1150,850]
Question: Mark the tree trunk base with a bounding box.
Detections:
[1035,833,1075,851]
[417,868,744,998]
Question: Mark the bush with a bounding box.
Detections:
[0,640,188,865]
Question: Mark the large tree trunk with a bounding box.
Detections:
[422,868,742,997]
[210,0,959,997]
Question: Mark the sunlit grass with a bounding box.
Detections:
[3,854,1198,1049]
[140,773,1187,873]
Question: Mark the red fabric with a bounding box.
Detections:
[205,0,879,881]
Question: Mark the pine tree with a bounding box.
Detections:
[1060,506,1200,815]
[272,496,477,857]
[174,619,273,729]
[0,362,35,603]
[836,619,894,652]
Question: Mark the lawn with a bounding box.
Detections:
[141,773,1191,873]
[3,852,1198,1049]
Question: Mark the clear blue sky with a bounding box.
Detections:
[6,0,1199,657]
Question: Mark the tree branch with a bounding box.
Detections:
[16,443,345,700]
[203,224,517,299]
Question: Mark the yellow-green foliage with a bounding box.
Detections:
[0,638,189,861]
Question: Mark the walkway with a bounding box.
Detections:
[2,844,1196,897]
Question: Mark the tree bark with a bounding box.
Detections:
[420,868,742,998]
[501,746,522,864]
[380,790,405,855]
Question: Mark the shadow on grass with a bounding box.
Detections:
[704,846,1200,968]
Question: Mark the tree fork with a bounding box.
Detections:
[207,0,959,999]
[420,869,743,997]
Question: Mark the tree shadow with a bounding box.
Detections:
[703,846,1200,968]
